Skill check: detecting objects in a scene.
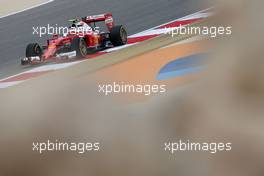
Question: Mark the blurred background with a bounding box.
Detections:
[0,0,264,176]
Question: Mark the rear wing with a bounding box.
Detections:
[82,13,115,30]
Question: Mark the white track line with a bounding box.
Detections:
[129,7,213,38]
[0,81,23,88]
[0,0,54,19]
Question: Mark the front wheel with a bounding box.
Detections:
[22,43,42,65]
[109,25,127,46]
[26,43,42,57]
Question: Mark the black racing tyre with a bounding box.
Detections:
[71,38,88,57]
[26,43,42,57]
[109,25,127,46]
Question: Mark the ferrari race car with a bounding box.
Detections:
[21,13,127,65]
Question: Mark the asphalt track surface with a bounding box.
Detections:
[0,0,209,79]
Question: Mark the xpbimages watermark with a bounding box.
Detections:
[32,140,100,154]
[98,82,166,96]
[164,24,232,38]
[164,140,232,154]
[32,24,93,37]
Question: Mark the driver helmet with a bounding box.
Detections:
[74,21,92,31]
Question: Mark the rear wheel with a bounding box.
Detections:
[71,38,88,57]
[109,25,127,46]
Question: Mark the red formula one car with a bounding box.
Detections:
[21,13,127,65]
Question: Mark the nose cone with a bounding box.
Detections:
[43,44,57,60]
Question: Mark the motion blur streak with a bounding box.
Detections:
[0,1,264,176]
